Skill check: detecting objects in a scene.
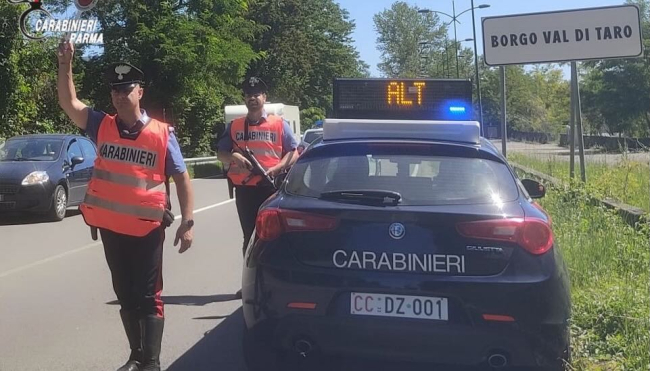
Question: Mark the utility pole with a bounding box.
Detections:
[471,0,484,133]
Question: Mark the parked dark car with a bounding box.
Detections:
[242,120,571,371]
[0,134,97,221]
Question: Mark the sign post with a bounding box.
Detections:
[499,66,506,157]
[482,5,644,180]
[572,62,587,182]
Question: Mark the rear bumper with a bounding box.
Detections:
[242,260,571,367]
[248,313,567,367]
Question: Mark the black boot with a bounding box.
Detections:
[117,309,142,371]
[140,315,164,371]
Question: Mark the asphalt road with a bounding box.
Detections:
[0,177,511,371]
[0,178,246,371]
[497,140,650,164]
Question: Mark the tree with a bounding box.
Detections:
[0,2,73,140]
[579,0,650,137]
[373,1,449,78]
[80,0,262,156]
[529,65,570,132]
[481,64,569,132]
[300,106,325,131]
[245,0,368,115]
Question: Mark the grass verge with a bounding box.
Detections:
[186,162,223,179]
[509,153,649,212]
[531,182,649,370]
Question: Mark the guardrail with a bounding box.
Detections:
[183,156,219,166]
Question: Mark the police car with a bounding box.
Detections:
[242,78,571,371]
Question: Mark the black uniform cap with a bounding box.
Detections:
[106,62,145,87]
[242,77,268,95]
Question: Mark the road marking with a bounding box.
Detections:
[0,242,102,279]
[0,198,235,279]
[174,199,234,220]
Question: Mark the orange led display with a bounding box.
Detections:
[387,81,426,106]
[332,78,472,120]
[387,82,400,104]
[413,82,426,105]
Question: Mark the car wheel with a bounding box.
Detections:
[243,327,282,371]
[48,185,67,221]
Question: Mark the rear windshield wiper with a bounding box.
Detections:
[319,190,402,206]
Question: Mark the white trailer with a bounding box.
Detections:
[224,103,302,142]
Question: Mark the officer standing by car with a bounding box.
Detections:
[56,40,195,371]
[217,77,298,259]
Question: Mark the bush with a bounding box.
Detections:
[538,187,650,370]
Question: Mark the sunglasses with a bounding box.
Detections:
[245,92,265,98]
[110,84,138,94]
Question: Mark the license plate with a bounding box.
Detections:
[351,292,448,321]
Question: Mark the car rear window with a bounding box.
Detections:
[285,144,519,206]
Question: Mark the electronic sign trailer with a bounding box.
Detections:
[332,78,474,122]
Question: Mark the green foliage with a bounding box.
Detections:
[580,0,650,137]
[535,186,650,370]
[373,1,475,80]
[481,64,570,131]
[0,3,75,139]
[300,106,325,132]
[187,161,223,179]
[1,0,369,154]
[509,152,650,212]
[246,0,368,115]
[80,0,262,157]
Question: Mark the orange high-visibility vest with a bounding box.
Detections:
[227,115,283,186]
[80,115,169,237]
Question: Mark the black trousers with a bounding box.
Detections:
[235,185,275,256]
[101,227,165,318]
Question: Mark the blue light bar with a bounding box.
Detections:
[449,106,466,113]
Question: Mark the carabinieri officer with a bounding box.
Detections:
[57,40,195,371]
[217,77,298,259]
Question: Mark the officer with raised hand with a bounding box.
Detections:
[217,77,297,261]
[56,40,195,371]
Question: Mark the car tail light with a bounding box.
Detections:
[456,218,553,255]
[256,209,283,241]
[255,209,338,241]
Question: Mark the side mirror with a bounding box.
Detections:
[71,156,84,167]
[522,179,545,199]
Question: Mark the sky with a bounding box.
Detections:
[336,0,627,77]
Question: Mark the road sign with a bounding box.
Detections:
[482,5,644,66]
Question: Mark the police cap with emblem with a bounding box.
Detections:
[106,62,145,87]
[242,76,268,95]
